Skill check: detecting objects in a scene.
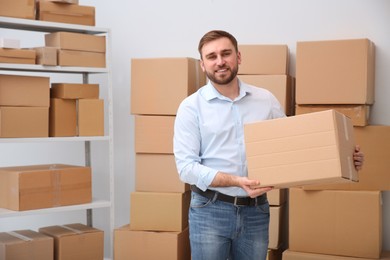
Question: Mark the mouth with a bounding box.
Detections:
[216,68,229,73]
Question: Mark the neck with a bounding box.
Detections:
[212,78,239,100]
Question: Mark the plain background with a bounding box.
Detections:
[0,0,389,257]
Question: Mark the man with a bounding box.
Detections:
[173,30,364,260]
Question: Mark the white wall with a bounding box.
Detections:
[1,0,388,253]
[83,0,389,249]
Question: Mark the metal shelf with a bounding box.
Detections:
[0,16,108,34]
[0,136,110,143]
[0,63,108,74]
[0,199,111,218]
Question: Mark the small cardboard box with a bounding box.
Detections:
[0,107,49,138]
[244,110,358,188]
[45,32,106,53]
[135,115,175,154]
[77,99,104,136]
[238,44,289,75]
[0,48,36,65]
[135,153,189,193]
[49,98,77,137]
[114,225,190,260]
[0,230,53,260]
[0,164,91,211]
[32,47,57,66]
[282,250,390,260]
[39,223,104,260]
[289,188,382,259]
[0,0,35,19]
[130,191,190,232]
[0,74,50,107]
[269,204,286,250]
[57,50,106,67]
[130,57,206,115]
[296,104,370,126]
[238,74,295,116]
[37,1,95,26]
[296,38,375,104]
[267,189,287,206]
[304,125,390,191]
[0,38,20,49]
[51,83,99,99]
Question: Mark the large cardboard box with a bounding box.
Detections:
[45,32,106,53]
[0,0,35,19]
[296,38,375,104]
[135,115,175,154]
[135,154,189,193]
[304,125,390,191]
[49,98,77,137]
[289,188,382,259]
[130,191,190,232]
[77,99,104,136]
[0,230,53,260]
[238,45,289,75]
[37,1,95,26]
[131,57,206,115]
[296,104,370,126]
[32,47,57,66]
[244,110,358,188]
[238,75,295,116]
[51,83,99,99]
[114,225,190,260]
[0,74,50,107]
[0,48,36,64]
[57,50,106,67]
[283,250,390,260]
[0,107,49,138]
[0,164,91,211]
[39,223,104,260]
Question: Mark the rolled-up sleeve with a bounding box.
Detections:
[173,99,218,191]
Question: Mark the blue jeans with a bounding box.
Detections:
[189,192,270,260]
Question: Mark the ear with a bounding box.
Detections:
[200,59,206,72]
[237,51,242,65]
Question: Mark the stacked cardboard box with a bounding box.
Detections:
[0,74,50,138]
[39,223,104,260]
[114,57,206,259]
[0,0,36,20]
[0,164,91,211]
[45,31,106,67]
[285,38,390,259]
[0,229,54,260]
[37,0,95,26]
[49,83,104,137]
[0,37,39,65]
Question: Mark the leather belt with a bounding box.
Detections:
[190,185,267,206]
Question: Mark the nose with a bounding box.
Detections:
[216,55,225,66]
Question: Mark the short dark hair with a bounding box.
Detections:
[198,30,238,59]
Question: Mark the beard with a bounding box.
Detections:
[206,63,239,85]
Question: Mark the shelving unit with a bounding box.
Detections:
[0,16,114,259]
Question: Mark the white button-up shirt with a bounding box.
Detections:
[173,80,286,197]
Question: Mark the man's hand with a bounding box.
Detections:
[239,177,273,198]
[354,145,364,171]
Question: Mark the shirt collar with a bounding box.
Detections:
[201,79,252,102]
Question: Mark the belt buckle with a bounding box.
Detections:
[233,196,239,206]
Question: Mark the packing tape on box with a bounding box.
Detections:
[60,225,83,234]
[6,231,33,241]
[50,168,61,207]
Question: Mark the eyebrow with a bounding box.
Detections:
[204,48,233,59]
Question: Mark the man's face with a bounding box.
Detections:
[200,37,241,85]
